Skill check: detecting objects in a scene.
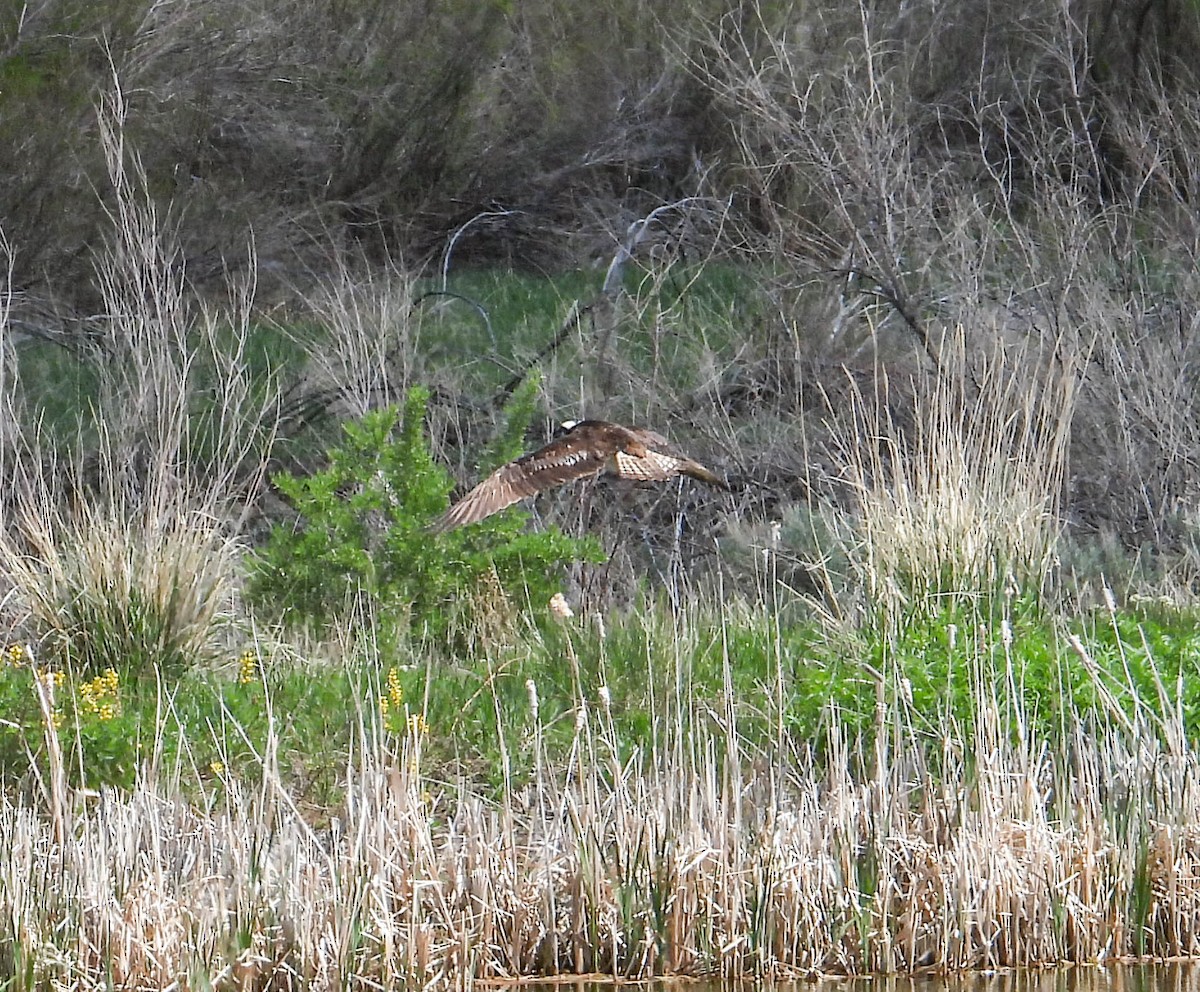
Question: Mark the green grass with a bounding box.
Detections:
[414,262,771,397]
[13,319,300,457]
[7,595,1200,804]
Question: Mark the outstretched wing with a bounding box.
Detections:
[430,435,611,532]
[615,429,729,489]
[612,449,686,482]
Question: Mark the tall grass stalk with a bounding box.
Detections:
[0,79,273,676]
[4,605,1200,986]
[89,78,279,517]
[0,233,18,488]
[827,331,1075,628]
[288,259,420,420]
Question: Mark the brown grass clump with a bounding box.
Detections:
[824,330,1076,625]
[0,501,238,677]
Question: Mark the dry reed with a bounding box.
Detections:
[847,332,1074,614]
[3,620,1199,990]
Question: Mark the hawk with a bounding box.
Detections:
[431,419,727,532]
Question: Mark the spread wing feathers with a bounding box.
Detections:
[619,429,728,488]
[431,420,727,532]
[613,449,682,482]
[429,439,610,533]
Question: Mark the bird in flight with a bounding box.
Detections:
[431,419,727,532]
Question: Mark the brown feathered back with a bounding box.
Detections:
[430,420,726,532]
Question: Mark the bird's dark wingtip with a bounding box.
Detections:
[684,463,732,490]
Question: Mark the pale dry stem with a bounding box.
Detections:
[4,661,1197,989]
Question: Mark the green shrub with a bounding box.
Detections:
[247,381,604,647]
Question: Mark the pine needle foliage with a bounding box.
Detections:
[247,382,603,646]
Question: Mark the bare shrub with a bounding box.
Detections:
[3,0,740,320]
[274,259,420,432]
[694,0,1200,575]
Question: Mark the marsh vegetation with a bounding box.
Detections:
[3,0,1200,987]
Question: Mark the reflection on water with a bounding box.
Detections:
[505,963,1200,992]
[816,963,1200,992]
[812,963,1200,992]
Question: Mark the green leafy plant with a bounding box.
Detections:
[247,380,604,646]
[0,645,142,790]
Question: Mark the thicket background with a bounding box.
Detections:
[3,0,1200,583]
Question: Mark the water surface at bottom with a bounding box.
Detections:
[503,963,1200,992]
[808,963,1200,992]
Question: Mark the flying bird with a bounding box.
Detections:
[431,419,727,532]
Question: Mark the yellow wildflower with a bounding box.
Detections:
[385,667,403,709]
[79,669,120,719]
[237,650,257,685]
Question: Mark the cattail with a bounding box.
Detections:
[549,592,574,619]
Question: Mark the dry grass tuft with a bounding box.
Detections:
[0,500,238,676]
[812,331,1076,626]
